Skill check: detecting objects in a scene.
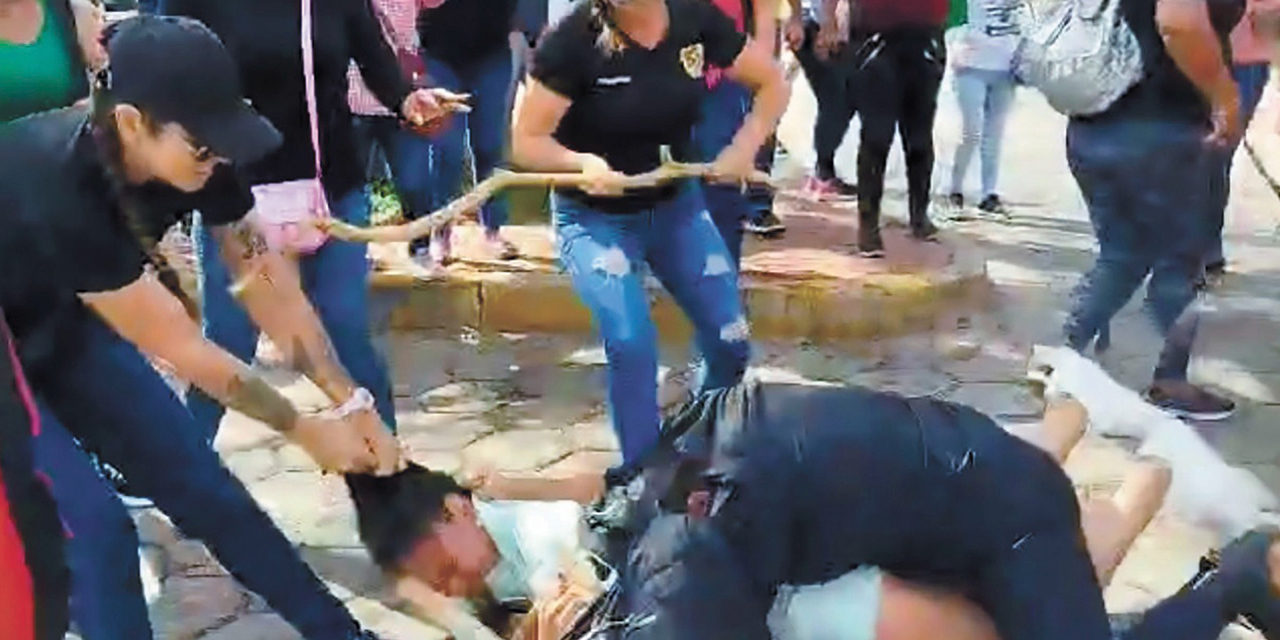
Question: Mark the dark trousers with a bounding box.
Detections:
[1205,62,1271,268]
[1064,118,1212,382]
[795,18,859,181]
[853,28,946,228]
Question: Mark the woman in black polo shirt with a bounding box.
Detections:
[0,17,406,640]
[512,0,788,466]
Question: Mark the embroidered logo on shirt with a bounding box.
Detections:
[597,76,633,86]
[679,43,705,79]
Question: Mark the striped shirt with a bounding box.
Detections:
[348,0,421,117]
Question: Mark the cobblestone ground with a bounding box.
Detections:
[99,67,1280,639]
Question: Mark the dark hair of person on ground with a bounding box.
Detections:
[348,463,519,632]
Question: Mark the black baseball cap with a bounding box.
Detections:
[105,15,281,164]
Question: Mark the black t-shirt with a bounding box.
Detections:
[419,0,518,68]
[531,0,747,214]
[1097,0,1244,123]
[0,106,252,372]
[161,0,413,198]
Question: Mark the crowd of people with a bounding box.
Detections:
[0,0,1278,638]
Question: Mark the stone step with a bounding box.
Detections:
[369,191,990,342]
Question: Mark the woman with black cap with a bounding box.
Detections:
[0,15,417,640]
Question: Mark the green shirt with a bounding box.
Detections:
[946,0,968,28]
[0,0,81,123]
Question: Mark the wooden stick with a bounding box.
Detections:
[321,160,774,245]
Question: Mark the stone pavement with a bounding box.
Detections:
[115,67,1280,639]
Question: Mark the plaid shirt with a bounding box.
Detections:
[348,0,421,117]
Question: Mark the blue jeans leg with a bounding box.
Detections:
[951,67,1014,197]
[33,408,151,640]
[1205,62,1270,267]
[422,56,470,213]
[35,315,363,640]
[383,121,437,255]
[644,190,749,392]
[190,189,397,441]
[694,82,754,266]
[463,46,517,232]
[554,197,659,465]
[1064,119,1209,382]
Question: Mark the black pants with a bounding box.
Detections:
[853,27,946,228]
[795,19,859,181]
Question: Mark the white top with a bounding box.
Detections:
[476,500,588,602]
[478,500,886,640]
[547,0,577,26]
[950,0,1024,72]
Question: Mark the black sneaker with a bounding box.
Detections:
[948,193,964,209]
[858,226,885,258]
[1215,527,1280,638]
[745,211,786,238]
[977,194,1011,217]
[834,179,859,198]
[1144,382,1236,421]
[910,218,940,242]
[1203,261,1228,289]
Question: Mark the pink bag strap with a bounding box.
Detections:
[300,0,323,187]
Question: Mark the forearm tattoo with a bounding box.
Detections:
[226,373,300,433]
[229,220,271,262]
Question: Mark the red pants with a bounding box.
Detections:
[0,468,34,640]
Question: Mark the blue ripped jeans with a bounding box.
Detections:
[353,115,438,256]
[189,188,397,443]
[1064,118,1212,382]
[30,313,363,640]
[554,186,750,464]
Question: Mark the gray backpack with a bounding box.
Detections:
[1013,0,1146,116]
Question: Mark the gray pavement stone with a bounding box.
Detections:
[150,576,247,640]
[462,429,576,473]
[195,613,303,640]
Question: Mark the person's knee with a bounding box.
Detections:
[603,321,659,367]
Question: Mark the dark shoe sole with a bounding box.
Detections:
[1143,390,1237,422]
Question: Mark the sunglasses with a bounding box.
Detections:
[178,130,219,163]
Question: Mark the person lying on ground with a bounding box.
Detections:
[347,385,1264,640]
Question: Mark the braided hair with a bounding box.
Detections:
[88,65,200,319]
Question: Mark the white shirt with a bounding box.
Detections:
[951,0,1024,72]
[547,0,577,26]
[477,500,588,602]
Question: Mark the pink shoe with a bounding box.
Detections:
[804,176,839,201]
[430,224,454,266]
[484,229,519,261]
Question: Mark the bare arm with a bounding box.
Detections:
[510,81,595,172]
[478,471,606,505]
[80,272,385,472]
[80,273,301,431]
[723,39,792,158]
[1157,0,1240,140]
[396,578,506,640]
[750,0,778,54]
[213,222,360,405]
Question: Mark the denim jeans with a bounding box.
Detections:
[29,313,362,640]
[1205,62,1270,267]
[1064,118,1212,382]
[189,188,397,443]
[353,115,437,255]
[423,46,516,232]
[950,67,1016,198]
[794,18,859,181]
[554,186,750,464]
[693,81,755,266]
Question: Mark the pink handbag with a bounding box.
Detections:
[246,0,330,254]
